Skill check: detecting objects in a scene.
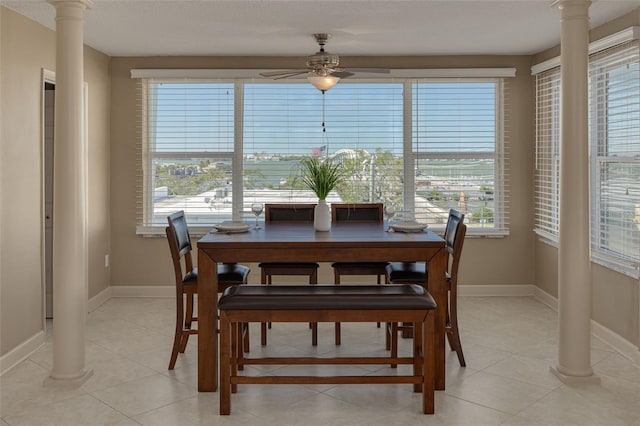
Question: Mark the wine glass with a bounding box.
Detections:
[251,203,263,229]
[384,203,396,231]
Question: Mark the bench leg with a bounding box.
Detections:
[220,315,231,415]
[423,312,435,415]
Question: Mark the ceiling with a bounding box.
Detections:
[3,0,640,57]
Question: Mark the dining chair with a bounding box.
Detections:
[166,210,250,370]
[259,203,320,346]
[385,209,467,367]
[331,203,388,345]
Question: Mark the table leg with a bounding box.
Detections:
[428,247,447,391]
[198,249,218,392]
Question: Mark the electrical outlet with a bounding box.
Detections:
[105,254,109,268]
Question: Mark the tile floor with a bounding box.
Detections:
[1,296,640,425]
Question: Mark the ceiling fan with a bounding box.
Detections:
[259,33,390,92]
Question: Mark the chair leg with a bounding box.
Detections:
[334,270,341,345]
[449,293,466,367]
[385,322,391,350]
[168,291,185,370]
[235,322,244,373]
[311,270,318,346]
[376,274,381,328]
[180,293,194,353]
[231,322,239,393]
[261,270,268,346]
[390,322,398,368]
[243,323,250,354]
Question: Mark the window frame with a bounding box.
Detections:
[588,43,640,276]
[136,76,509,238]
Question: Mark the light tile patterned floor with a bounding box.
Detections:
[1,296,639,425]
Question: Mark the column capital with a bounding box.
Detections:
[47,0,94,10]
[551,0,591,10]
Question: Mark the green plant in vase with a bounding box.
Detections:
[300,156,345,231]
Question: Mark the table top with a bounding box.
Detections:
[197,221,445,263]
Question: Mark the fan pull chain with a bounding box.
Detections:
[322,91,326,132]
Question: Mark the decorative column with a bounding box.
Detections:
[48,0,93,382]
[551,0,599,383]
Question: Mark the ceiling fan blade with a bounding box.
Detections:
[330,71,355,78]
[259,69,308,77]
[273,71,309,80]
[343,68,391,74]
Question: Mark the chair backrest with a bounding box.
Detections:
[331,203,383,222]
[166,210,194,285]
[265,203,316,222]
[444,209,466,285]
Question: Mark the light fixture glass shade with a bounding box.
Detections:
[307,74,340,92]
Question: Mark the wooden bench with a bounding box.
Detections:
[218,284,437,415]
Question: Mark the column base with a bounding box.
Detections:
[550,366,600,385]
[46,369,93,387]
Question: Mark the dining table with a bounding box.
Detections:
[196,220,448,392]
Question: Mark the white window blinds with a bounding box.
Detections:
[137,76,509,236]
[589,42,640,271]
[412,80,509,233]
[534,67,561,240]
[139,79,235,227]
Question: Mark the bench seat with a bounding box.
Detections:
[218,284,437,415]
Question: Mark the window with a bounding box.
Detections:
[140,80,235,227]
[138,77,508,236]
[589,43,640,272]
[243,82,404,212]
[533,40,640,275]
[412,80,508,233]
[534,67,561,240]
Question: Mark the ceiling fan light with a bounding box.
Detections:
[307,74,340,92]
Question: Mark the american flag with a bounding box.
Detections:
[311,145,326,157]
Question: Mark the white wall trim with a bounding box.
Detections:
[533,286,559,310]
[88,286,112,312]
[532,26,640,75]
[458,284,535,297]
[0,331,45,376]
[591,320,640,366]
[111,285,174,298]
[534,287,639,366]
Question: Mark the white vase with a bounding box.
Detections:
[314,199,331,231]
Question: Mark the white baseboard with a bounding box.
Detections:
[88,286,112,312]
[0,331,45,376]
[459,284,535,297]
[533,287,639,366]
[591,320,640,365]
[533,286,559,310]
[111,285,174,298]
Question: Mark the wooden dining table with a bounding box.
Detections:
[196,221,448,392]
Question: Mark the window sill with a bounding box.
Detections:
[591,252,640,280]
[535,233,639,280]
